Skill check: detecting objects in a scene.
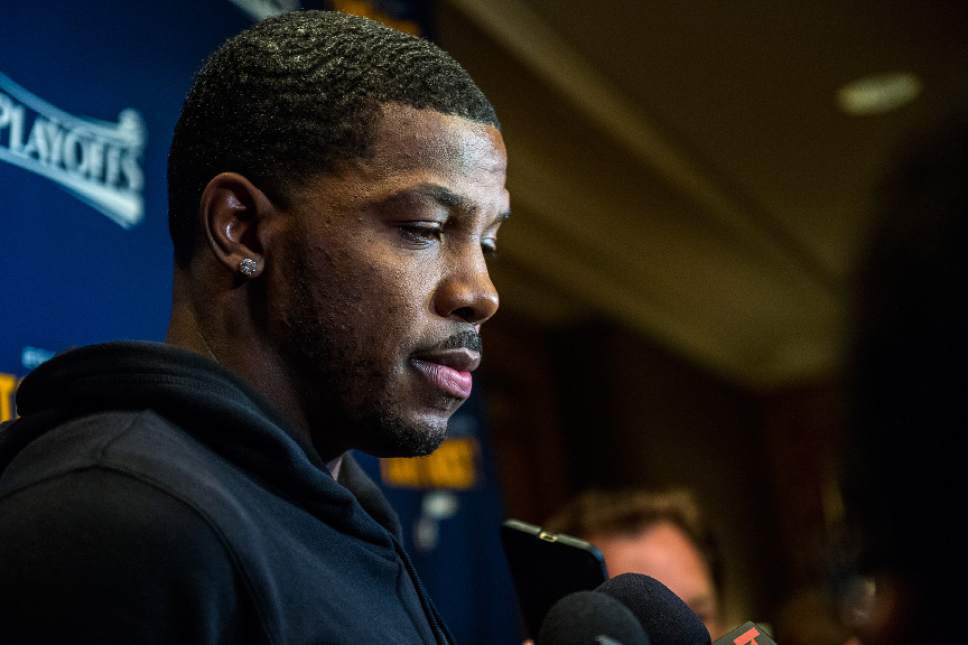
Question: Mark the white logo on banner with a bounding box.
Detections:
[0,72,146,229]
[228,0,301,21]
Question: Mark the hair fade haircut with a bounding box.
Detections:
[167,10,499,266]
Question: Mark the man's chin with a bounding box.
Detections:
[364,413,449,458]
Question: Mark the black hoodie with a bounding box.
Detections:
[0,342,453,644]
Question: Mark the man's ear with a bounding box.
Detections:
[198,172,278,278]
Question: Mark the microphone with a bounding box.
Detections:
[538,590,651,645]
[596,574,711,645]
[597,574,779,645]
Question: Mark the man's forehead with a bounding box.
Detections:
[293,103,509,216]
[367,103,507,176]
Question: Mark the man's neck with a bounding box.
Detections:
[166,272,338,476]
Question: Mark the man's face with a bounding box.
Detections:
[592,522,722,638]
[269,104,508,459]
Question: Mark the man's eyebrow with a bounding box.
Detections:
[372,183,473,212]
[415,183,472,211]
[376,183,510,221]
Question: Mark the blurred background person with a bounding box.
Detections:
[842,117,968,644]
[544,489,724,638]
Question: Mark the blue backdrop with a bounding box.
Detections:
[1,2,519,643]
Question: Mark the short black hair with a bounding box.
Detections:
[167,10,499,266]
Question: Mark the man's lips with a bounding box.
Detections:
[410,347,480,400]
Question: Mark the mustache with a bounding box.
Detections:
[435,329,483,353]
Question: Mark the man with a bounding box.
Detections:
[0,11,507,644]
[545,489,724,638]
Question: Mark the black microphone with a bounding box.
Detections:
[596,574,711,645]
[538,590,652,645]
[597,574,779,645]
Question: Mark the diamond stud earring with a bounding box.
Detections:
[238,257,258,278]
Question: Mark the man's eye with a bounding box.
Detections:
[398,223,442,245]
[482,239,499,258]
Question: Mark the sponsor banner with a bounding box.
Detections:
[381,436,481,490]
[0,2,261,377]
[229,0,302,21]
[0,373,16,423]
[0,73,146,229]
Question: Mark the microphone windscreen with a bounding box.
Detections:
[538,590,651,645]
[597,574,710,645]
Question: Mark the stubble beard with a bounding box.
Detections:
[282,239,448,458]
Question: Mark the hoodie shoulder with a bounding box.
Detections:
[1,410,149,492]
[0,409,202,495]
[0,465,267,644]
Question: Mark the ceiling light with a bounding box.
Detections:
[837,71,921,116]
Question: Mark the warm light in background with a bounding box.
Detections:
[837,71,922,116]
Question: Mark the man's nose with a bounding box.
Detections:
[434,249,499,325]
